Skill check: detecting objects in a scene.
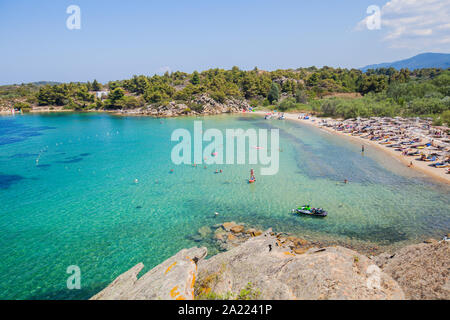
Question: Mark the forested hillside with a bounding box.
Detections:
[1,66,449,124]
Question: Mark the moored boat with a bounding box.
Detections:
[292,205,328,217]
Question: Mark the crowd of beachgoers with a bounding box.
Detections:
[260,111,450,182]
[319,116,450,171]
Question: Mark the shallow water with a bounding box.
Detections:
[0,113,449,299]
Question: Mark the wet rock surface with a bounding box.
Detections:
[209,222,317,252]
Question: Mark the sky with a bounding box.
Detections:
[0,0,449,84]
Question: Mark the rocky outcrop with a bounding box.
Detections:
[273,76,304,87]
[213,221,255,250]
[195,230,405,300]
[193,94,249,115]
[92,228,449,300]
[91,247,207,300]
[120,94,250,117]
[373,240,449,300]
[211,222,309,252]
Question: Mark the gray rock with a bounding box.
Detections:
[91,247,207,300]
[141,93,249,118]
[196,231,404,300]
[198,226,212,238]
[375,240,449,300]
[191,235,203,242]
[91,231,413,300]
[214,228,227,241]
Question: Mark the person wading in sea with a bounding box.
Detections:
[250,168,256,181]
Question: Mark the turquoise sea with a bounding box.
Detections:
[0,113,449,299]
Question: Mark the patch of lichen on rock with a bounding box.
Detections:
[194,263,229,300]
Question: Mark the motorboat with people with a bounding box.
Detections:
[292,205,328,217]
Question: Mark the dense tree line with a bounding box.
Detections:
[316,71,450,121]
[2,67,449,124]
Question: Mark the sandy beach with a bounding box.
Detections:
[254,110,450,184]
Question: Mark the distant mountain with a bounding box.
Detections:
[0,81,61,88]
[361,53,450,72]
[30,81,61,86]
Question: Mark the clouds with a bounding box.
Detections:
[357,0,450,50]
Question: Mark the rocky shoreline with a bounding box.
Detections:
[117,94,250,117]
[192,222,320,255]
[92,222,449,300]
[0,94,252,118]
[189,221,388,258]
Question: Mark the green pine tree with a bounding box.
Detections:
[92,79,102,91]
[267,83,280,104]
[191,71,200,85]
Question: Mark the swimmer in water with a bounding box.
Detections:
[250,168,256,181]
[134,179,139,184]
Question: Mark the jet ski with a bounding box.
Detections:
[292,206,327,217]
